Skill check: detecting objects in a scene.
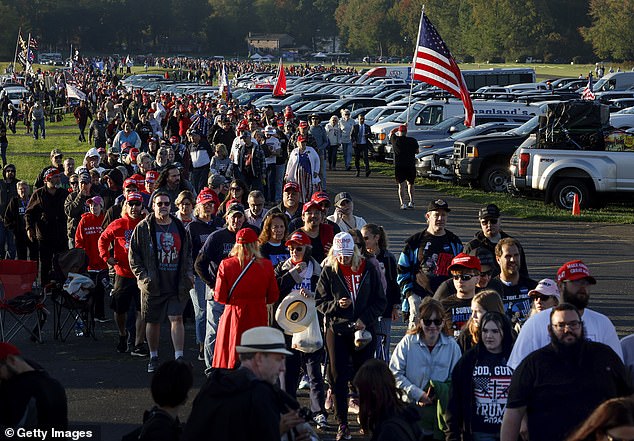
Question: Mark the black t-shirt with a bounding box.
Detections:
[434,278,505,301]
[507,342,631,441]
[260,242,290,267]
[439,295,472,338]
[391,134,418,168]
[496,275,537,325]
[471,351,513,433]
[308,233,326,263]
[156,221,181,295]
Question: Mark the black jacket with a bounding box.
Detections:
[315,260,387,333]
[181,367,289,441]
[24,186,68,244]
[463,231,529,277]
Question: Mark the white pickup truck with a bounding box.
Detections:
[510,131,634,210]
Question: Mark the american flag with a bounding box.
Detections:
[582,75,595,100]
[473,375,512,401]
[412,10,474,127]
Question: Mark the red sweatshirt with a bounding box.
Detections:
[98,214,142,278]
[75,212,107,271]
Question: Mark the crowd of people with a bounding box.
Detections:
[0,72,633,441]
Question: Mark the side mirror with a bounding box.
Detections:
[449,126,458,133]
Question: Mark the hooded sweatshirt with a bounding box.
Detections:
[98,213,142,278]
[75,211,107,271]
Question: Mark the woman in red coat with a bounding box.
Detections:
[212,228,280,369]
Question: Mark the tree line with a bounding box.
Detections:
[0,0,631,62]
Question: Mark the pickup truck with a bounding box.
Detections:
[452,115,540,192]
[510,131,634,209]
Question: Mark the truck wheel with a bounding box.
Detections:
[480,165,510,192]
[551,179,592,210]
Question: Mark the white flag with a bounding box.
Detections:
[66,83,86,101]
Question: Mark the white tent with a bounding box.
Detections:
[250,53,263,60]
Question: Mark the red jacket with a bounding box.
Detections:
[98,213,142,278]
[75,212,107,271]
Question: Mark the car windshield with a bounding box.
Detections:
[393,103,425,123]
[450,126,482,140]
[426,116,464,131]
[507,115,540,136]
[616,106,634,114]
[364,107,386,120]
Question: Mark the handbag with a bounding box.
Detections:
[291,310,323,353]
[330,319,356,335]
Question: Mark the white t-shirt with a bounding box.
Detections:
[508,307,623,369]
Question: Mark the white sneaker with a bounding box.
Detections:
[313,413,329,430]
[400,203,407,210]
[407,201,415,209]
[298,374,310,390]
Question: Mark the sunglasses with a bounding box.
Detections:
[70,181,78,185]
[531,294,553,302]
[422,319,443,327]
[452,274,476,281]
[128,201,141,207]
[155,202,170,207]
[6,169,15,173]
[289,246,304,252]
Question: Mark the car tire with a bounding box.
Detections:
[480,164,510,192]
[550,179,592,210]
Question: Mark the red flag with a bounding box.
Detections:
[272,58,287,97]
[412,10,474,127]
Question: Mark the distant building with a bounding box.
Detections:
[246,33,295,54]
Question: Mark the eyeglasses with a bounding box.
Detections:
[128,201,142,207]
[551,320,582,331]
[531,294,553,302]
[480,270,492,277]
[155,202,170,207]
[289,246,304,252]
[452,274,476,281]
[422,318,443,327]
[480,218,498,225]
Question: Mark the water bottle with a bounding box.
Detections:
[75,316,84,337]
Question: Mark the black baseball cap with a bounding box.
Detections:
[479,204,500,220]
[427,199,450,212]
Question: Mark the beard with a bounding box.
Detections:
[561,284,590,310]
[549,327,585,360]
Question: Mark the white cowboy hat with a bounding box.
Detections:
[275,290,316,335]
[236,326,293,355]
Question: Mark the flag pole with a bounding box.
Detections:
[407,6,425,126]
[12,27,21,73]
[26,32,31,73]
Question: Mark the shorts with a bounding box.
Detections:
[142,293,186,324]
[110,275,141,314]
[395,167,416,184]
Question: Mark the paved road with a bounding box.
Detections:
[5,168,634,441]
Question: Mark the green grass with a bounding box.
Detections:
[372,161,634,224]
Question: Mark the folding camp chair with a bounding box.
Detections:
[48,249,97,342]
[0,260,47,343]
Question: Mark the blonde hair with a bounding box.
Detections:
[229,242,263,267]
[324,242,364,272]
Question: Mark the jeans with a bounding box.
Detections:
[265,163,276,202]
[189,276,208,344]
[0,141,7,166]
[32,118,45,139]
[204,299,225,369]
[275,164,286,202]
[319,153,327,191]
[78,123,87,142]
[285,347,327,414]
[328,144,339,169]
[191,166,209,194]
[341,142,352,168]
[473,432,500,441]
[0,222,16,259]
[374,317,393,362]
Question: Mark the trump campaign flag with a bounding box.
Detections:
[412,9,474,126]
[273,58,287,97]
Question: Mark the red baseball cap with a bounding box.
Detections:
[311,191,330,205]
[285,231,311,247]
[557,260,596,284]
[298,121,308,129]
[123,178,137,189]
[145,170,159,183]
[302,200,322,214]
[283,182,300,193]
[44,168,61,181]
[0,342,20,360]
[297,135,307,143]
[448,253,481,272]
[196,191,219,206]
[236,228,258,244]
[126,192,143,203]
[129,148,140,162]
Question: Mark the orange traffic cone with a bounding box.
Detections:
[572,193,581,216]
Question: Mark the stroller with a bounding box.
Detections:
[48,248,97,341]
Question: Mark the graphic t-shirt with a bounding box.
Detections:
[497,276,537,326]
[440,295,472,338]
[261,242,290,267]
[156,221,181,295]
[471,351,513,433]
[339,261,366,303]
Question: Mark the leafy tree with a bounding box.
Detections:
[581,0,634,61]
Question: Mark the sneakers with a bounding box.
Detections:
[147,357,159,373]
[324,388,334,411]
[298,374,310,390]
[197,349,205,361]
[407,201,415,209]
[336,424,351,441]
[348,397,360,415]
[131,344,149,357]
[400,203,407,210]
[116,334,128,353]
[312,413,329,430]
